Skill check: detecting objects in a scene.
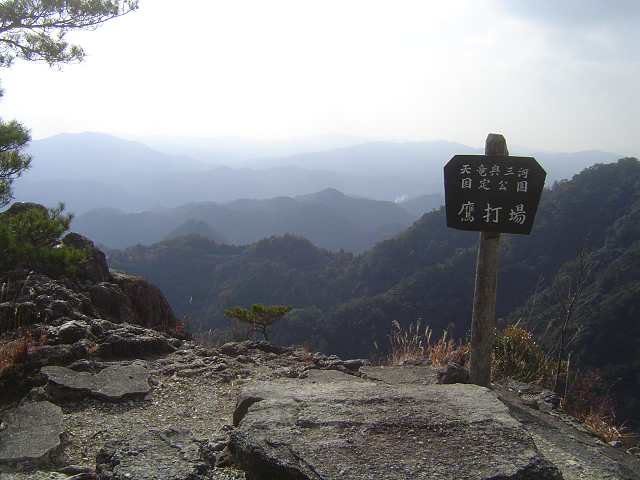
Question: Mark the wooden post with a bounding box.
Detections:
[468,133,509,387]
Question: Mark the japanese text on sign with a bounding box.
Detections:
[443,155,546,235]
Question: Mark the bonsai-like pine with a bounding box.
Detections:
[224,303,292,341]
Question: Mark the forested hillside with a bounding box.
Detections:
[75,189,419,253]
[107,157,640,426]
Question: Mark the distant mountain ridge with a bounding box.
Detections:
[23,132,210,181]
[111,132,384,163]
[72,188,419,253]
[10,131,625,217]
[13,132,434,214]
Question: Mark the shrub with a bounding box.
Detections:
[491,325,631,444]
[562,370,630,443]
[0,202,89,275]
[492,326,556,386]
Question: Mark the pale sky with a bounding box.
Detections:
[1,0,640,155]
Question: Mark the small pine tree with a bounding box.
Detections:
[224,303,292,341]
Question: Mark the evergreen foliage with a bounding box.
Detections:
[0,202,89,275]
[0,0,139,67]
[0,87,31,207]
[224,303,292,341]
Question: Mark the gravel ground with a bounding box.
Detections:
[59,375,244,477]
[0,340,364,479]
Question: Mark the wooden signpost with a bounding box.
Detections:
[443,134,546,387]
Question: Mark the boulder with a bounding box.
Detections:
[95,322,180,358]
[0,202,47,217]
[86,281,133,322]
[55,319,93,344]
[61,232,110,283]
[24,341,92,370]
[230,370,563,480]
[109,269,185,336]
[504,379,559,411]
[0,401,65,472]
[439,362,469,384]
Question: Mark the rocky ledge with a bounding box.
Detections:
[0,232,188,403]
[1,338,639,480]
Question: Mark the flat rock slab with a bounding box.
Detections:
[95,427,209,480]
[0,401,64,472]
[230,372,562,480]
[360,364,438,384]
[41,363,150,401]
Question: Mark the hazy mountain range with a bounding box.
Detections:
[71,188,427,253]
[11,132,623,219]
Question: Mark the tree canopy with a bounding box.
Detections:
[225,303,293,341]
[0,0,139,67]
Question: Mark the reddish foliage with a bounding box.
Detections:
[561,370,630,443]
[562,370,615,421]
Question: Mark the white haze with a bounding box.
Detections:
[0,0,639,157]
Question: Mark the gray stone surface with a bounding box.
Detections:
[230,370,562,480]
[360,364,438,384]
[497,383,640,480]
[41,362,151,401]
[95,427,210,480]
[0,402,65,472]
[361,363,469,385]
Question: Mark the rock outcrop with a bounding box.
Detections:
[0,232,187,402]
[0,340,376,477]
[230,370,563,480]
[0,233,184,334]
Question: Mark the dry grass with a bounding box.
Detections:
[583,413,631,444]
[0,328,46,375]
[428,329,459,365]
[0,276,48,375]
[381,320,466,367]
[0,336,27,373]
[382,319,429,365]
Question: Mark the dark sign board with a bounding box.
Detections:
[444,155,546,235]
